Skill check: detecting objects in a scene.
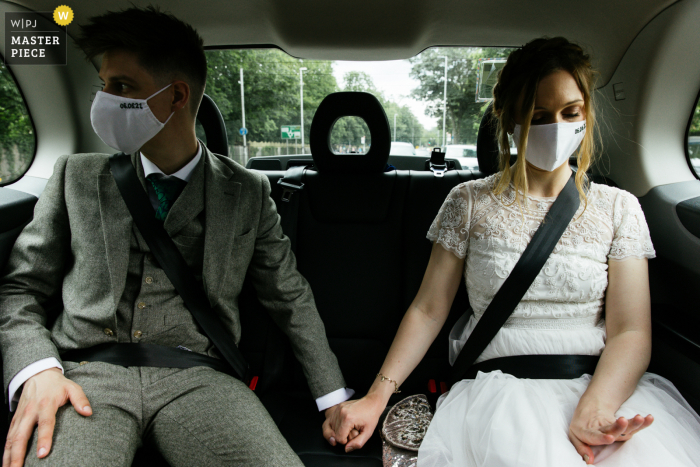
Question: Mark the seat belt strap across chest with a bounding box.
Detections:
[108,153,250,381]
[277,165,307,253]
[450,174,582,385]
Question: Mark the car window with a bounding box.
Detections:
[687,94,700,178]
[0,62,36,185]
[203,46,514,166]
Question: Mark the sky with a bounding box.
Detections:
[332,59,438,130]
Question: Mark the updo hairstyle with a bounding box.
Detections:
[491,37,598,205]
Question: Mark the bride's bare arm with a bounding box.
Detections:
[568,257,654,464]
[322,242,464,452]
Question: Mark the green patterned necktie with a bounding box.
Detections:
[147,174,187,221]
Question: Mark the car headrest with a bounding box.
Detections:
[310,92,391,173]
[196,94,229,157]
[476,103,500,176]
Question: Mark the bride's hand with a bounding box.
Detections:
[322,394,385,453]
[568,407,654,464]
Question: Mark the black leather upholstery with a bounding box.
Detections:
[476,103,501,175]
[196,93,229,157]
[310,92,391,173]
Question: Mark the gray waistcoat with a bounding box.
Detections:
[114,155,217,358]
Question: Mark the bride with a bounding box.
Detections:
[322,37,700,465]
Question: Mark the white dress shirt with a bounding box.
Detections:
[9,144,353,411]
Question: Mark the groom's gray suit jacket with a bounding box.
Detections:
[0,146,345,400]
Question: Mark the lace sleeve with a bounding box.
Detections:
[608,190,656,261]
[426,183,472,259]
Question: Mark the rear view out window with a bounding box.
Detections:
[0,63,35,185]
[203,47,514,167]
[688,96,700,178]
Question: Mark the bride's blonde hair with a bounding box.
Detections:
[491,37,599,207]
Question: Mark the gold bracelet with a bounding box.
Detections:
[377,373,401,393]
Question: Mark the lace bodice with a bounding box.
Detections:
[427,174,655,343]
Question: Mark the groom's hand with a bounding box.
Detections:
[3,368,92,467]
[322,396,384,453]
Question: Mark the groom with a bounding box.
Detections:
[0,6,351,466]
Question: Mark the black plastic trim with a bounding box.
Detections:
[676,196,700,238]
[0,187,37,232]
[653,319,700,366]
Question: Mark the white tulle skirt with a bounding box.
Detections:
[417,371,700,467]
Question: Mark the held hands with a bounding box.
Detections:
[3,368,92,467]
[322,394,385,453]
[568,405,653,464]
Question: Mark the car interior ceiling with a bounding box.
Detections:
[1,0,700,466]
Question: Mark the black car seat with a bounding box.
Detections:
[196,93,229,157]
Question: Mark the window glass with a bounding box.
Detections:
[688,97,700,177]
[203,47,514,166]
[0,62,35,185]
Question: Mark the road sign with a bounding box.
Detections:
[239,127,248,136]
[361,136,366,145]
[281,125,301,139]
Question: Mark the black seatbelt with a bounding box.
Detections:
[450,174,588,385]
[95,153,250,381]
[62,343,237,377]
[277,165,306,253]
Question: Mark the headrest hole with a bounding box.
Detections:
[331,116,372,155]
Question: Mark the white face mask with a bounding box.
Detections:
[90,84,174,155]
[513,121,586,172]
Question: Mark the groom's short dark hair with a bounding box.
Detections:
[75,5,207,117]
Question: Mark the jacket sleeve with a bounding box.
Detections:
[0,155,71,400]
[245,173,346,400]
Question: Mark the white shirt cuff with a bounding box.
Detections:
[8,358,63,412]
[315,387,355,412]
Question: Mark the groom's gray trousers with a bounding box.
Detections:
[23,361,303,467]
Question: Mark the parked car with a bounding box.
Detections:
[389,141,416,156]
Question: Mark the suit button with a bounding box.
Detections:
[137,302,146,309]
[103,328,114,336]
[133,330,142,338]
[145,277,153,284]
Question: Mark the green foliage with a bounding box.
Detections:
[205,49,337,145]
[334,71,427,148]
[409,47,513,145]
[689,103,700,137]
[0,64,34,184]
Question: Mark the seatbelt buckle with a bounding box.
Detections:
[248,375,259,391]
[277,179,304,202]
[430,163,447,177]
[428,147,448,177]
[428,379,437,393]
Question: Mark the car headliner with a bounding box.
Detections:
[8,0,678,86]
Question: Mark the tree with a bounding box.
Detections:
[0,64,34,184]
[334,71,427,148]
[205,49,337,145]
[410,47,512,145]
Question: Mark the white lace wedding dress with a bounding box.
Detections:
[417,174,700,466]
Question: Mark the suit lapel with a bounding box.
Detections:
[163,154,205,237]
[202,147,241,301]
[97,158,134,308]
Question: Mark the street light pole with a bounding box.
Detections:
[441,55,448,148]
[394,113,397,141]
[239,68,247,161]
[300,67,308,154]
